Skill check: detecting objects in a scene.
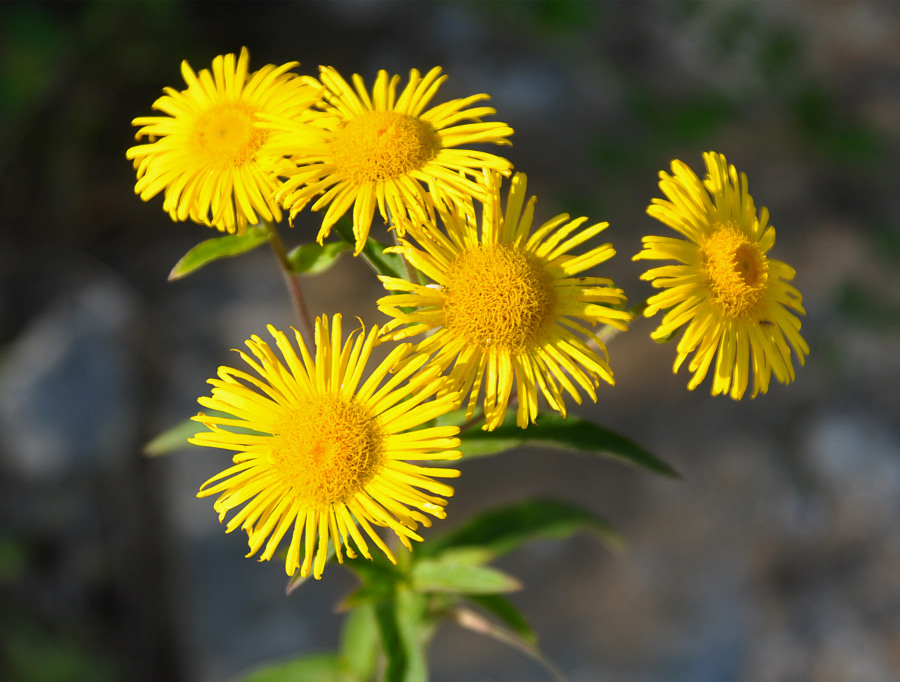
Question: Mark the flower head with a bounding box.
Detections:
[378,172,631,431]
[635,152,808,399]
[261,66,514,253]
[192,315,461,579]
[127,48,321,234]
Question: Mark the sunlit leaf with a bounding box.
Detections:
[411,560,521,595]
[425,546,494,566]
[286,241,350,275]
[395,587,428,682]
[143,411,270,458]
[142,418,199,457]
[420,498,622,559]
[240,653,341,682]
[435,408,472,427]
[375,587,428,682]
[168,225,270,281]
[460,413,678,477]
[457,429,520,457]
[334,219,406,280]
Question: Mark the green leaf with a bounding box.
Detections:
[460,413,679,477]
[334,219,406,280]
[457,428,521,458]
[375,587,428,682]
[424,546,494,566]
[143,411,271,457]
[340,603,379,682]
[142,419,200,457]
[342,553,402,584]
[464,594,536,645]
[395,587,428,682]
[339,581,396,610]
[286,240,350,275]
[338,553,403,607]
[168,225,270,281]
[435,408,472,428]
[411,560,521,595]
[420,498,622,559]
[240,653,342,682]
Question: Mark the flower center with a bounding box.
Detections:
[192,102,266,168]
[443,243,557,352]
[702,222,768,317]
[330,110,439,184]
[268,394,385,507]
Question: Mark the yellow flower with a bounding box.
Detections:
[378,172,631,431]
[261,66,514,253]
[126,48,321,234]
[635,152,808,399]
[191,315,461,579]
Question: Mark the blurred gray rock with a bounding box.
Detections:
[0,279,138,479]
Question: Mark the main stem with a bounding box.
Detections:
[266,222,314,343]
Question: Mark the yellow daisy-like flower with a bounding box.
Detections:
[635,151,808,399]
[191,315,461,579]
[378,172,631,431]
[261,66,514,253]
[126,47,321,234]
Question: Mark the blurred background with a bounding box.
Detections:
[1,1,899,681]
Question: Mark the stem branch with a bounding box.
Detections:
[266,223,315,342]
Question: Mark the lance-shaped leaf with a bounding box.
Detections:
[143,418,200,456]
[286,241,350,275]
[411,559,521,595]
[334,219,406,280]
[459,413,678,478]
[375,586,428,682]
[144,410,271,457]
[169,224,270,280]
[435,408,471,427]
[464,594,536,645]
[338,553,403,608]
[419,498,622,559]
[449,607,566,682]
[240,653,342,682]
[340,603,379,682]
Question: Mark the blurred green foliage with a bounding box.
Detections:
[0,536,118,682]
[0,4,64,118]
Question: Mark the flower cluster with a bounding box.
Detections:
[130,49,807,578]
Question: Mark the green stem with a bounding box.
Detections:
[597,300,648,345]
[266,222,315,343]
